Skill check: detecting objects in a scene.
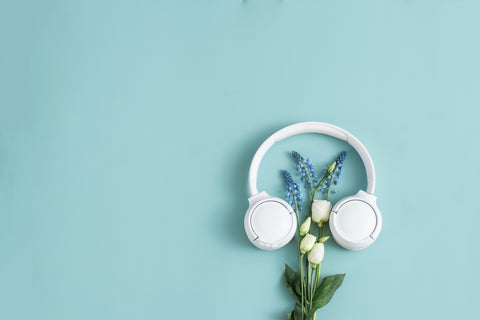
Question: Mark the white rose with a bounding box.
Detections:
[299,217,311,237]
[311,200,332,227]
[300,234,316,254]
[308,243,325,266]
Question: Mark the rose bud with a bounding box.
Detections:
[299,217,311,237]
[300,234,316,254]
[311,199,332,227]
[308,243,325,266]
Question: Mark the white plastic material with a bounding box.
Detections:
[329,190,382,250]
[244,192,297,250]
[248,122,376,196]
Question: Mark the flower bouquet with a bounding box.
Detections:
[281,151,347,320]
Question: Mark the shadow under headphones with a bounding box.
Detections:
[244,122,382,251]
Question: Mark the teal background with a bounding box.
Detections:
[1,0,479,319]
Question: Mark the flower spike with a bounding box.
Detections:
[281,169,303,210]
[291,151,318,189]
[320,151,347,194]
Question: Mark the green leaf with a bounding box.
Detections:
[282,264,302,303]
[313,273,345,308]
[306,273,346,319]
[287,304,303,320]
[293,303,302,320]
[318,236,330,243]
[287,311,293,320]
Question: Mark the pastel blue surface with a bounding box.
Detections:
[1,1,479,319]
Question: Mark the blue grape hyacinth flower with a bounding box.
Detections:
[281,169,303,210]
[291,151,318,189]
[320,151,347,194]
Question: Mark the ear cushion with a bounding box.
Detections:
[245,192,297,250]
[329,191,382,251]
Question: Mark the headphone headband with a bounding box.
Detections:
[248,122,376,196]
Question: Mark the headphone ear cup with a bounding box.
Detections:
[329,191,382,250]
[245,192,297,250]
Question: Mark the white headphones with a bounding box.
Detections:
[244,122,382,251]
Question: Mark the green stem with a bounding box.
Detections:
[309,263,315,309]
[326,171,334,202]
[306,171,314,194]
[293,202,301,237]
[307,263,311,300]
[312,262,322,320]
[312,218,327,320]
[293,199,305,319]
[314,263,321,290]
[300,254,305,317]
[310,172,330,203]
